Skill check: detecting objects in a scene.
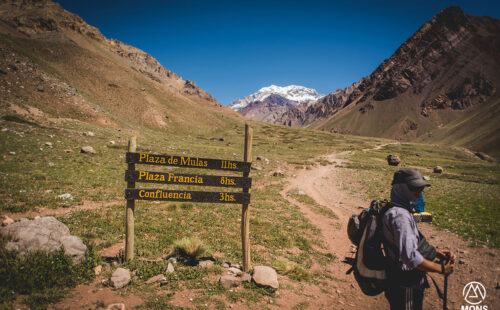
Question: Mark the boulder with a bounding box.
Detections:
[110,268,131,288]
[1,216,87,263]
[220,275,241,289]
[387,155,401,166]
[433,166,443,173]
[81,146,96,154]
[252,266,279,289]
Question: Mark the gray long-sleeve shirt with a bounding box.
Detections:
[382,206,424,270]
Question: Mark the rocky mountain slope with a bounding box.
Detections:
[0,0,240,134]
[228,84,323,122]
[278,7,500,157]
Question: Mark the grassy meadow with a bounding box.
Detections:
[0,114,499,309]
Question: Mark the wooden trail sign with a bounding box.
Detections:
[124,124,253,272]
[125,188,250,204]
[126,152,251,172]
[125,170,252,188]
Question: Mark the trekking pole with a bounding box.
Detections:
[441,254,450,310]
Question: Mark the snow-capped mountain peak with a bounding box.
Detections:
[228,85,324,111]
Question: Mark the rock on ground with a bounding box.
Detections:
[110,268,131,288]
[81,146,96,154]
[166,262,175,273]
[272,170,284,177]
[228,267,242,275]
[146,274,166,284]
[252,266,279,289]
[58,193,74,201]
[387,154,401,166]
[1,215,14,226]
[434,166,443,173]
[220,275,241,288]
[241,273,251,282]
[0,216,87,263]
[198,259,214,268]
[106,304,125,310]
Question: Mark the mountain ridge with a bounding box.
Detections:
[228,84,323,122]
[228,84,323,111]
[0,0,241,135]
[277,6,500,157]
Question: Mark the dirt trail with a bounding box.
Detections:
[277,150,500,309]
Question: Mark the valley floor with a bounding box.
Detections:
[8,146,499,309]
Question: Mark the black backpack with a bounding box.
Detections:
[347,200,437,295]
[347,200,390,296]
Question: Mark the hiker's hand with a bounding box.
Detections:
[442,260,454,276]
[437,250,456,263]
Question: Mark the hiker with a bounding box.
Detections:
[382,168,456,310]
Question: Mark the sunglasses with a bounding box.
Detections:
[408,185,425,193]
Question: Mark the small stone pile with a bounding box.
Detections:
[219,264,279,290]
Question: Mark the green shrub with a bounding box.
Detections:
[172,237,210,264]
[0,238,100,310]
[272,259,311,282]
[125,260,168,280]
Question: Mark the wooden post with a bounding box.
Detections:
[242,124,253,272]
[126,136,137,261]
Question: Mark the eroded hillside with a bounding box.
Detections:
[0,0,242,135]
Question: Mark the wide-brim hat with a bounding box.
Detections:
[392,168,431,188]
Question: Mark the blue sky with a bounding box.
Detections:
[55,0,500,105]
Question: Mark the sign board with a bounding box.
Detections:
[126,152,251,172]
[125,188,250,204]
[123,124,253,272]
[125,170,252,188]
